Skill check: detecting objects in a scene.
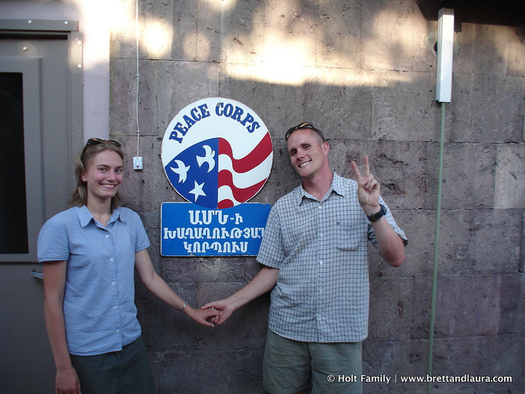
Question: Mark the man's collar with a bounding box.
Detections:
[295,172,346,204]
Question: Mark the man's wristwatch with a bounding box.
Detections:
[367,204,386,222]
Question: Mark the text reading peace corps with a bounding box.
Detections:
[169,101,261,143]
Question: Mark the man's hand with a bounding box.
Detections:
[351,156,381,215]
[201,299,235,326]
[184,306,220,328]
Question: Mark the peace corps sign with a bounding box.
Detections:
[161,98,273,209]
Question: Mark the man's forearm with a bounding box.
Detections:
[370,217,406,267]
[227,266,279,310]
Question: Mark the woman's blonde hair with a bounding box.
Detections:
[70,139,124,209]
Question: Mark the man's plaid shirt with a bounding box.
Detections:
[257,173,407,343]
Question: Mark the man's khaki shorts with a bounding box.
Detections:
[262,329,363,394]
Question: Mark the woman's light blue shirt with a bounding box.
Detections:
[38,206,150,356]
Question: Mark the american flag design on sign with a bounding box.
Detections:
[164,133,273,209]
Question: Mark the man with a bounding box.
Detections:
[203,122,407,393]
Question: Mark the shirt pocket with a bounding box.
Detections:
[335,219,363,251]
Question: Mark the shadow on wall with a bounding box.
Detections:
[415,0,525,27]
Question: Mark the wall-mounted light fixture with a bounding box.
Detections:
[435,8,454,103]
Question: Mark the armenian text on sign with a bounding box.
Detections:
[161,203,271,257]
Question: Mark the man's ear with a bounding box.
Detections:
[323,141,330,156]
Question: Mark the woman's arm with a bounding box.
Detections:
[134,249,219,327]
[43,260,81,394]
[201,266,279,325]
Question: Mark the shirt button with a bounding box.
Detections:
[110,258,114,262]
[112,282,116,285]
[320,261,323,265]
[116,329,120,333]
[113,306,117,310]
[106,234,110,238]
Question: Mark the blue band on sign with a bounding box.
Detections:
[161,202,271,256]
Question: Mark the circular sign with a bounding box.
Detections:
[161,98,273,209]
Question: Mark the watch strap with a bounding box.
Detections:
[367,204,386,222]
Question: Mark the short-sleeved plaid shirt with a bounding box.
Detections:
[257,173,407,343]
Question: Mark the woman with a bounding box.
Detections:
[38,138,218,394]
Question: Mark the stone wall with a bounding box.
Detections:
[110,0,525,392]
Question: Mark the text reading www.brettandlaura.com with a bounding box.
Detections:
[327,374,513,384]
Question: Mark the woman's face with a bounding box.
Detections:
[81,149,123,203]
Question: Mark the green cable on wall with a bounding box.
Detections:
[427,101,446,394]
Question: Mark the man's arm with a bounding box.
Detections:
[202,266,279,325]
[368,215,406,266]
[351,156,406,267]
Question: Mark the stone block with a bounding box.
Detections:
[363,339,429,393]
[303,77,374,141]
[451,74,524,143]
[361,0,418,72]
[371,73,442,142]
[160,256,262,284]
[499,273,525,334]
[368,209,436,278]
[111,0,200,61]
[196,281,269,351]
[368,276,414,341]
[508,30,525,77]
[495,143,525,209]
[522,211,525,274]
[453,23,509,77]
[336,139,427,210]
[151,348,265,394]
[195,1,222,62]
[430,334,524,393]
[110,59,155,136]
[136,281,202,352]
[437,209,520,274]
[425,142,497,210]
[412,274,502,339]
[314,1,361,69]
[153,61,220,133]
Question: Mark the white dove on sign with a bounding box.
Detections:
[196,145,216,173]
[170,160,190,183]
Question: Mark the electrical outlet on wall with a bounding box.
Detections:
[133,156,143,170]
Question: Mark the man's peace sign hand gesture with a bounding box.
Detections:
[351,156,381,216]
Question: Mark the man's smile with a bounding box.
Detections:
[298,160,311,168]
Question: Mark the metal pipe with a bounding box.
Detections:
[427,101,446,393]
